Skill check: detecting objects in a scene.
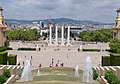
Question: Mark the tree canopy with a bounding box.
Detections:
[79,29,113,42]
[109,39,120,53]
[6,29,40,41]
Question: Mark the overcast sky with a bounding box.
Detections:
[0,0,120,23]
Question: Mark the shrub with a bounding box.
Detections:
[6,47,13,50]
[102,56,110,66]
[0,75,7,83]
[3,69,11,78]
[8,54,17,65]
[110,53,120,66]
[105,71,116,83]
[17,48,36,51]
[105,71,120,84]
[0,69,11,83]
[4,40,10,47]
[0,52,7,65]
[105,49,113,52]
[83,49,100,52]
[0,47,7,52]
[0,46,12,52]
[101,54,120,66]
[93,69,98,80]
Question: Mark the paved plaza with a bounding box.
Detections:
[8,42,110,70]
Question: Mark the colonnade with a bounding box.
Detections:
[49,25,70,46]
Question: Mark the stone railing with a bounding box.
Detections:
[0,65,7,75]
[93,66,120,84]
[98,76,108,84]
[4,74,16,84]
[0,65,23,84]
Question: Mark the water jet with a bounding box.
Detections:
[83,56,93,83]
[20,59,33,82]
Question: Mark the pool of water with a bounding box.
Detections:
[14,67,100,84]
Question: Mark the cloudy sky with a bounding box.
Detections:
[0,0,120,22]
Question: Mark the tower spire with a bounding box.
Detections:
[0,6,7,47]
[0,6,4,24]
[113,8,120,40]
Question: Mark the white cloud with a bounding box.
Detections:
[1,0,120,22]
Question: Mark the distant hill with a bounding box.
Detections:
[5,18,114,25]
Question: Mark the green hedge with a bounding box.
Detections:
[105,71,120,84]
[93,68,98,80]
[102,56,110,66]
[110,53,120,66]
[105,49,113,52]
[0,47,7,52]
[3,69,11,78]
[17,48,36,51]
[102,53,120,66]
[83,49,100,52]
[0,52,7,65]
[0,47,13,52]
[0,69,11,84]
[8,54,17,65]
[6,47,13,50]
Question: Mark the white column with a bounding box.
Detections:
[61,26,64,45]
[55,26,58,44]
[67,26,70,44]
[49,25,52,44]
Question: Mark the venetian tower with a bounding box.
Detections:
[0,6,7,47]
[113,8,120,40]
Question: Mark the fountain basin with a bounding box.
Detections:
[14,67,99,84]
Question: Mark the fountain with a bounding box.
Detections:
[83,56,93,83]
[20,59,33,82]
[75,65,79,77]
[15,66,100,84]
[37,70,41,76]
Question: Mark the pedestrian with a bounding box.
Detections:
[61,63,64,67]
[49,63,52,67]
[23,61,24,66]
[39,63,41,67]
[30,60,32,65]
[67,54,68,58]
[25,55,26,59]
[17,62,20,66]
[56,64,58,67]
[60,61,63,67]
[52,58,54,66]
[31,56,33,60]
[57,60,59,63]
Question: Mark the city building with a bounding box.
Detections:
[113,8,120,40]
[0,6,7,47]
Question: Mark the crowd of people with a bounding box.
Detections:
[49,58,64,67]
[18,56,65,68]
[17,55,33,66]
